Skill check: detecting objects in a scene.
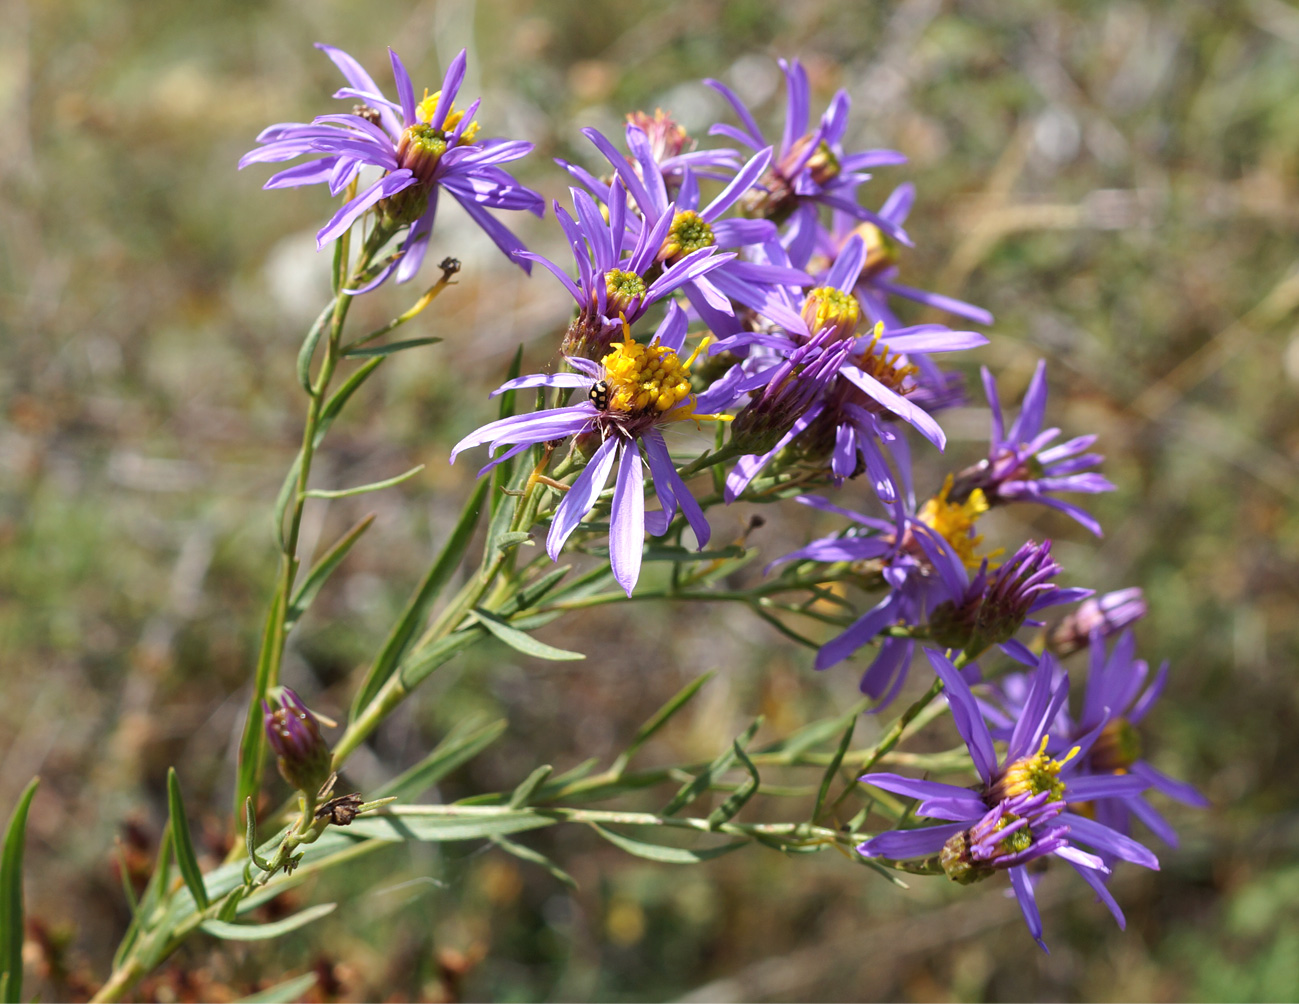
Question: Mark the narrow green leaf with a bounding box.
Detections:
[295,305,333,393]
[472,609,585,661]
[611,672,714,776]
[374,719,508,802]
[346,810,554,842]
[748,603,821,649]
[272,454,303,549]
[507,766,553,809]
[317,357,384,441]
[115,822,172,971]
[352,478,490,718]
[547,757,600,788]
[589,824,746,864]
[343,336,442,358]
[200,902,336,941]
[484,447,532,565]
[285,514,375,632]
[244,798,272,873]
[167,768,208,910]
[538,563,615,606]
[706,741,760,829]
[0,778,38,1004]
[217,887,246,922]
[398,625,487,690]
[491,835,577,889]
[235,600,280,825]
[114,843,138,916]
[302,465,424,500]
[499,345,525,420]
[662,718,762,816]
[237,971,320,1004]
[491,530,533,553]
[814,713,858,822]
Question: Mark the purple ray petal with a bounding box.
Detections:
[547,436,620,560]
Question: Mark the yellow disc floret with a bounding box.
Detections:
[853,321,919,394]
[918,474,992,569]
[801,286,861,342]
[987,735,1081,804]
[416,89,480,143]
[660,211,716,262]
[600,328,697,416]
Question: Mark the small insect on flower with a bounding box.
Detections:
[588,379,612,411]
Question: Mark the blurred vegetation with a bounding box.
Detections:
[2,0,1298,999]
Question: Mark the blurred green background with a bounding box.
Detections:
[2,0,1298,999]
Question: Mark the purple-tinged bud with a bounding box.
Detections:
[626,109,692,162]
[731,330,851,454]
[800,286,861,343]
[929,540,1072,657]
[263,688,333,796]
[1050,588,1147,656]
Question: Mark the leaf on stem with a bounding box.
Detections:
[706,741,761,828]
[662,718,763,816]
[589,824,746,864]
[813,712,858,823]
[200,902,337,941]
[285,514,376,632]
[352,477,490,718]
[507,766,554,809]
[0,777,38,1004]
[375,719,508,802]
[472,609,585,661]
[610,672,714,777]
[295,305,333,393]
[237,972,321,1004]
[302,465,424,500]
[244,798,273,873]
[343,336,443,358]
[167,768,209,910]
[346,810,555,843]
[491,835,578,889]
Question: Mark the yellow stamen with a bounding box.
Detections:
[596,318,721,423]
[415,88,480,143]
[988,734,1075,804]
[854,321,919,394]
[918,474,995,569]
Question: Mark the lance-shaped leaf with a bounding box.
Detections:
[662,718,763,816]
[375,719,508,802]
[814,713,858,822]
[352,476,490,718]
[491,835,577,889]
[508,766,553,809]
[200,902,337,941]
[343,336,442,358]
[589,824,747,864]
[167,768,208,910]
[302,464,424,500]
[472,609,585,661]
[237,972,320,1003]
[483,442,534,566]
[244,798,272,873]
[295,304,333,392]
[398,625,488,691]
[0,778,38,1004]
[610,672,715,777]
[707,741,760,829]
[114,822,172,971]
[285,514,376,632]
[346,810,555,843]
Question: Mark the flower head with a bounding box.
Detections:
[451,307,727,595]
[263,688,333,795]
[1050,587,1147,656]
[948,361,1115,535]
[859,650,1159,950]
[240,45,543,292]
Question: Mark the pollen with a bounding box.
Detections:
[853,321,919,394]
[416,89,480,143]
[801,286,861,342]
[987,735,1081,805]
[918,474,992,569]
[600,326,696,417]
[660,210,715,261]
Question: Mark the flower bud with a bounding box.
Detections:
[1050,588,1147,656]
[800,286,861,342]
[263,688,333,796]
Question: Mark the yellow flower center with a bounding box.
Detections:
[918,474,992,570]
[852,321,919,394]
[987,735,1080,804]
[852,222,898,277]
[415,89,480,143]
[600,328,698,416]
[659,211,715,262]
[801,286,861,342]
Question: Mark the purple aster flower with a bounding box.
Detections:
[240,45,543,292]
[1050,587,1147,656]
[713,235,988,502]
[559,109,743,202]
[450,306,725,595]
[705,58,909,238]
[789,188,994,329]
[860,650,1159,950]
[518,180,736,359]
[263,687,333,794]
[948,361,1115,535]
[575,125,815,338]
[928,539,1093,663]
[988,630,1208,850]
